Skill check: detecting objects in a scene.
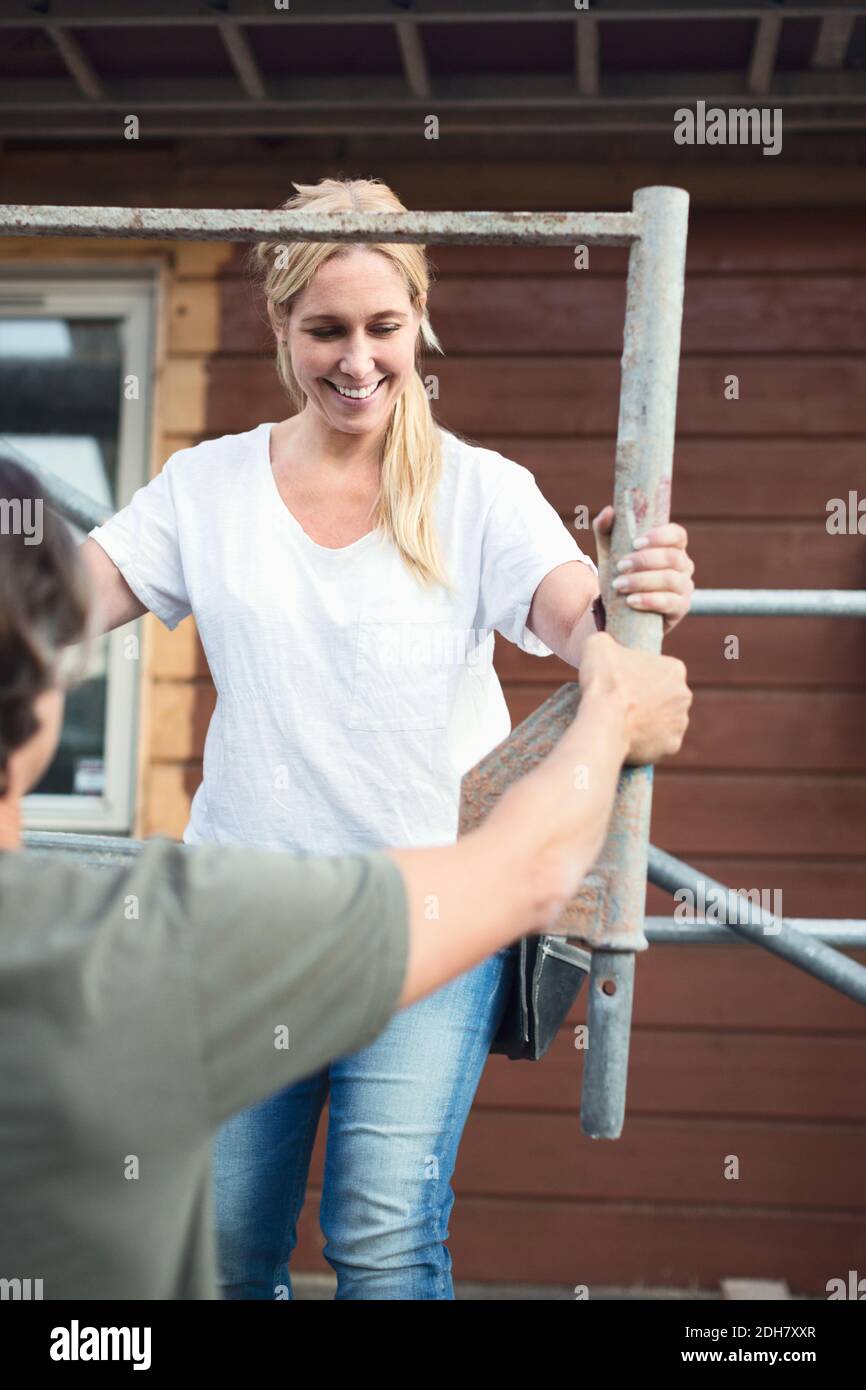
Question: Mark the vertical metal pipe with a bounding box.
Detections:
[581,186,690,1139]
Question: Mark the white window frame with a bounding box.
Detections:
[0,271,157,834]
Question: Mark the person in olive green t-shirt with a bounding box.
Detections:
[0,458,691,1299]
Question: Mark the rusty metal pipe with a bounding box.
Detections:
[579,185,690,1139]
[0,204,639,248]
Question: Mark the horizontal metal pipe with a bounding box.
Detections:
[24,831,142,868]
[644,917,866,947]
[647,844,866,1007]
[21,833,866,947]
[0,204,640,247]
[690,589,866,618]
[6,456,111,533]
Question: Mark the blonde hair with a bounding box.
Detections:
[247,177,451,589]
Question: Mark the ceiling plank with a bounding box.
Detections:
[2,71,865,108]
[0,2,861,26]
[1,106,864,139]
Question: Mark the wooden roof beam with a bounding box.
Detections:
[217,20,267,103]
[395,18,431,102]
[3,3,862,25]
[43,24,103,101]
[575,14,600,99]
[747,14,782,96]
[811,14,857,69]
[2,104,864,139]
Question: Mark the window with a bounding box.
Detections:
[0,273,156,833]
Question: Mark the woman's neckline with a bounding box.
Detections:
[261,421,381,556]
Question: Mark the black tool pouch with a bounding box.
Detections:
[490,935,592,1061]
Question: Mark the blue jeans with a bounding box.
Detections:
[212,943,516,1300]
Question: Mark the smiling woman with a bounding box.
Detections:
[249,179,450,586]
[80,175,610,1303]
[262,242,442,550]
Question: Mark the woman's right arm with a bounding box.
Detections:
[79,538,148,635]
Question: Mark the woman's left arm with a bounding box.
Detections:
[526,504,696,667]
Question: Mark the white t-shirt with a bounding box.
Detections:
[89,422,597,854]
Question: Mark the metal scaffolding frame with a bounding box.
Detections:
[2,194,865,1144]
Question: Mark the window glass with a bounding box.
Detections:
[0,314,122,798]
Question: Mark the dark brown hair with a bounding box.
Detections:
[0,455,92,795]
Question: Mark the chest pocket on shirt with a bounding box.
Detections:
[348,605,452,732]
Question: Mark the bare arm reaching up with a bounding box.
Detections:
[78,538,148,634]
